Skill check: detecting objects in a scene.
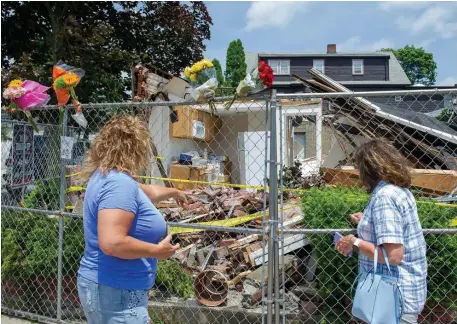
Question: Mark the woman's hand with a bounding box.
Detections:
[350,212,363,224]
[171,189,188,207]
[336,234,356,257]
[156,235,180,260]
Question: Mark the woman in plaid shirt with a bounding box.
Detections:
[336,139,428,324]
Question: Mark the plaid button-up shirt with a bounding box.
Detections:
[357,181,428,315]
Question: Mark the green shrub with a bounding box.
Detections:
[301,186,457,320]
[156,260,194,299]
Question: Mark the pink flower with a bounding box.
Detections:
[3,80,51,110]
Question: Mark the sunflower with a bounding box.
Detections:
[63,73,80,86]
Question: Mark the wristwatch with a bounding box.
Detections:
[353,238,362,247]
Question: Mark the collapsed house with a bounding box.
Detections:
[293,68,457,171]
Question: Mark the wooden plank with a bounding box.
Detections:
[321,167,457,196]
[249,234,309,266]
[228,235,260,250]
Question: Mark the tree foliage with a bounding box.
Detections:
[380,45,437,86]
[212,58,224,85]
[1,1,213,105]
[224,39,247,88]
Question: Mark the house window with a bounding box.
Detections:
[268,60,290,75]
[313,60,325,74]
[293,132,307,160]
[352,59,364,75]
[395,96,402,102]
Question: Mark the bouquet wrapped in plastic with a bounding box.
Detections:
[2,79,51,132]
[183,59,218,114]
[225,61,274,110]
[53,60,87,127]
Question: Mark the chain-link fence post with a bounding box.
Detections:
[278,101,286,324]
[261,98,270,324]
[267,90,280,324]
[57,108,68,322]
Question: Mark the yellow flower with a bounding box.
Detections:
[190,63,200,74]
[184,67,191,78]
[190,74,197,82]
[193,61,205,73]
[8,79,23,88]
[63,73,80,86]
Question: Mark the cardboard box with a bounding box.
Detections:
[170,163,194,190]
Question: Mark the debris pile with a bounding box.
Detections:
[161,187,268,223]
[157,187,316,310]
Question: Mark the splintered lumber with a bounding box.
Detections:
[242,255,296,306]
[227,271,251,286]
[228,235,260,251]
[321,167,457,197]
[173,244,195,264]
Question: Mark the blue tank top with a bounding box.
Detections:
[78,170,167,290]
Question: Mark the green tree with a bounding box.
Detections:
[212,58,224,85]
[1,1,213,105]
[380,45,437,86]
[224,39,247,88]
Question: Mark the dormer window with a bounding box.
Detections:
[352,59,364,75]
[313,60,325,74]
[268,60,290,75]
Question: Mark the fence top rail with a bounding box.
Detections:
[1,95,270,112]
[276,88,457,98]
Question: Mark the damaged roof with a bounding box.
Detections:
[291,68,457,169]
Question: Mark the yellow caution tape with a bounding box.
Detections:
[66,186,86,193]
[169,205,296,235]
[169,212,265,235]
[65,172,81,178]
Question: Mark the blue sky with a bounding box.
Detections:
[203,1,457,86]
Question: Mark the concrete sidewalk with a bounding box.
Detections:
[1,315,37,323]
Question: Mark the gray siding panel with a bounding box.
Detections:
[261,56,388,81]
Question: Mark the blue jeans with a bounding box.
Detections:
[77,275,150,324]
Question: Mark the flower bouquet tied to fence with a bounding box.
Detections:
[53,60,87,127]
[2,79,51,132]
[183,58,218,114]
[224,61,274,110]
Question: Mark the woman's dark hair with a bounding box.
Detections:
[353,138,412,191]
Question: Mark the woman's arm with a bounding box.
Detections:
[138,183,187,205]
[353,236,404,265]
[337,194,406,265]
[336,235,404,265]
[98,208,180,260]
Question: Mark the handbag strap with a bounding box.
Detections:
[373,245,393,276]
[380,245,393,276]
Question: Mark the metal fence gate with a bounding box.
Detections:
[1,88,457,324]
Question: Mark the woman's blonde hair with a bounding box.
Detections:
[353,138,412,192]
[80,115,152,182]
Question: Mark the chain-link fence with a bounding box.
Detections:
[1,88,457,324]
[274,88,457,324]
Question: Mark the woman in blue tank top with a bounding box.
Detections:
[77,115,187,324]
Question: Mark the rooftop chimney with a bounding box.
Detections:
[327,44,336,54]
